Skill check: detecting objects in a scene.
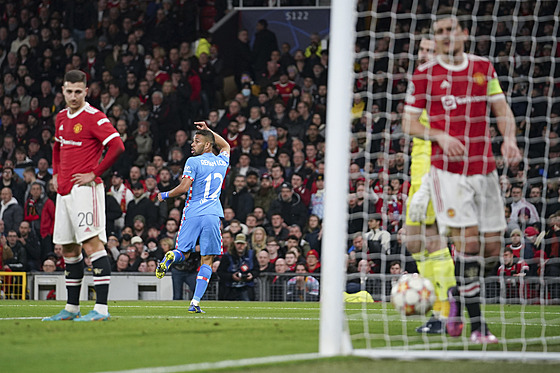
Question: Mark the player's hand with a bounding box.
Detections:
[52,174,58,190]
[435,133,465,160]
[71,172,96,186]
[157,193,164,202]
[501,138,522,167]
[194,121,209,131]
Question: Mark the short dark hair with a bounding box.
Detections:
[435,6,471,31]
[504,247,513,255]
[195,129,215,146]
[63,70,87,85]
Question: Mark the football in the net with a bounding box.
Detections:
[390,274,436,316]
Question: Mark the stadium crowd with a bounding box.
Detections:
[0,0,558,301]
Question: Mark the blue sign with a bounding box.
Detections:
[240,8,331,54]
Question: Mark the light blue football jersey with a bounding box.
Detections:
[182,151,229,219]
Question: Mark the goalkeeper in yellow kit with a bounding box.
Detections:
[405,37,456,334]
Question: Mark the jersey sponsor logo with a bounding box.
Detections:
[441,94,487,110]
[200,159,228,167]
[57,136,83,146]
[440,80,451,89]
[73,123,83,134]
[473,72,486,86]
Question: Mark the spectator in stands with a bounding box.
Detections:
[268,182,308,229]
[113,253,131,273]
[266,213,290,244]
[105,234,121,262]
[249,226,268,253]
[131,215,148,241]
[224,175,254,223]
[510,185,540,226]
[252,19,278,76]
[286,263,319,302]
[306,249,321,274]
[1,187,23,232]
[218,233,259,301]
[265,237,283,265]
[42,258,56,273]
[270,258,288,301]
[257,250,273,273]
[303,214,322,252]
[291,172,311,207]
[1,167,25,204]
[4,230,27,272]
[254,173,276,211]
[18,218,40,273]
[125,182,158,229]
[497,247,529,299]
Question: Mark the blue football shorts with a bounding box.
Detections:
[176,214,222,256]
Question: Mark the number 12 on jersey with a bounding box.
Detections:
[203,173,224,201]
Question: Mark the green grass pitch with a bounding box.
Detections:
[0,301,559,373]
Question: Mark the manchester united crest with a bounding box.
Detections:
[473,72,485,86]
[447,208,456,218]
[73,123,83,134]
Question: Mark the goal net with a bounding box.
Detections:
[320,0,560,361]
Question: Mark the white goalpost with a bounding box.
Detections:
[320,0,560,361]
[319,0,357,357]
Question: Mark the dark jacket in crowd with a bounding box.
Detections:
[268,192,308,229]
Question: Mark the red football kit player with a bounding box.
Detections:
[403,9,521,344]
[44,70,124,322]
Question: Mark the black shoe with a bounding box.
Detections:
[416,316,444,334]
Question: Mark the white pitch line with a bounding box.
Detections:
[96,353,322,373]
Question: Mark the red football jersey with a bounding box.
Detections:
[497,260,529,277]
[54,103,119,195]
[405,53,505,175]
[274,80,296,105]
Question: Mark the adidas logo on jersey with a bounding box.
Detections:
[59,125,64,131]
[440,80,451,89]
[84,227,92,233]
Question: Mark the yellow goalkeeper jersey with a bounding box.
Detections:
[410,109,431,184]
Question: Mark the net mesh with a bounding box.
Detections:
[346,0,560,355]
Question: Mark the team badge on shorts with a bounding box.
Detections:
[447,208,456,218]
[73,123,83,134]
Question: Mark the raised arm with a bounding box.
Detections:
[194,121,231,154]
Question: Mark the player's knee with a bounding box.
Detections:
[463,241,480,255]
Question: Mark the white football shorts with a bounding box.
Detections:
[54,182,107,245]
[429,167,506,233]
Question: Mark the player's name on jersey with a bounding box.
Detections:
[200,159,228,167]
